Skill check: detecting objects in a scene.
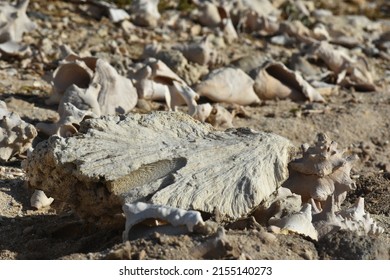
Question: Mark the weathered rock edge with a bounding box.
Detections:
[25,111,295,226]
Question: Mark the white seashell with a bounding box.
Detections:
[192,103,213,123]
[221,16,238,43]
[0,0,35,57]
[312,196,384,238]
[131,0,160,27]
[269,204,318,240]
[255,187,302,224]
[49,55,96,105]
[30,190,54,210]
[0,0,36,43]
[206,105,234,129]
[133,59,201,119]
[48,51,137,124]
[93,59,138,115]
[0,101,37,162]
[36,102,97,137]
[284,133,358,209]
[312,41,353,74]
[0,41,31,57]
[108,8,130,23]
[195,67,261,105]
[173,36,213,66]
[195,1,222,28]
[61,84,101,117]
[122,202,204,241]
[25,111,294,223]
[253,61,325,102]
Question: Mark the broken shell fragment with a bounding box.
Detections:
[0,0,35,57]
[269,204,318,240]
[195,67,261,105]
[206,105,234,129]
[132,59,201,119]
[36,102,97,137]
[30,190,54,210]
[312,196,384,238]
[0,101,37,162]
[25,111,294,225]
[253,62,325,102]
[0,0,36,43]
[122,202,204,241]
[173,36,213,66]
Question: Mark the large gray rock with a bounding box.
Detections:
[25,111,294,226]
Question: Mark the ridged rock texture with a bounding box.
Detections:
[24,111,294,226]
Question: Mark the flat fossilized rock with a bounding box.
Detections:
[25,112,294,225]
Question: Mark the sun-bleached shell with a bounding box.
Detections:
[312,196,384,238]
[0,101,37,162]
[122,202,204,241]
[0,0,35,57]
[195,1,222,28]
[50,52,137,115]
[206,105,234,129]
[132,59,201,118]
[36,102,97,137]
[25,111,294,225]
[311,41,376,91]
[0,0,36,43]
[283,133,358,210]
[30,190,54,210]
[173,36,213,66]
[269,204,318,240]
[195,67,261,105]
[131,0,160,27]
[253,61,325,102]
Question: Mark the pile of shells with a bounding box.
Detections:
[0,0,387,245]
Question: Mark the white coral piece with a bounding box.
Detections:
[0,101,37,161]
[195,67,261,105]
[122,202,204,241]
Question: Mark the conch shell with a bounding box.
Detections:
[195,67,261,105]
[50,52,137,115]
[253,62,325,102]
[39,51,138,136]
[0,101,37,162]
[311,41,376,91]
[132,58,207,119]
[122,202,204,241]
[283,133,358,210]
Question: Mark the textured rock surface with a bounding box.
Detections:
[25,111,294,225]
